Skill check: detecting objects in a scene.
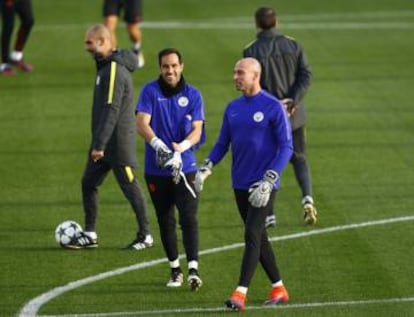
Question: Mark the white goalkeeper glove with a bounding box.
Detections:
[156,150,182,184]
[194,159,213,192]
[150,137,182,184]
[165,151,183,184]
[248,170,279,208]
[150,136,170,153]
[151,136,174,169]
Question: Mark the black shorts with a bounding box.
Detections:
[103,0,142,24]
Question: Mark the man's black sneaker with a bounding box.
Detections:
[64,232,98,249]
[122,234,154,250]
[187,268,203,291]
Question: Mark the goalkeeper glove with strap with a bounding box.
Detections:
[150,136,174,169]
[165,151,183,184]
[150,136,170,152]
[194,159,213,192]
[248,170,279,208]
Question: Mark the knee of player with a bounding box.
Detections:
[22,18,35,30]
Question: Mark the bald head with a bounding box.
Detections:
[236,57,261,74]
[86,24,112,43]
[85,24,114,59]
[233,58,262,96]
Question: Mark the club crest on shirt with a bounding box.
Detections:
[178,96,189,107]
[96,76,100,86]
[253,111,264,122]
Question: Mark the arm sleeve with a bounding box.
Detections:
[186,90,206,148]
[93,61,123,151]
[271,104,293,174]
[136,84,153,115]
[288,45,312,104]
[190,90,205,121]
[208,111,231,165]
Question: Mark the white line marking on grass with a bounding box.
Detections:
[34,21,414,31]
[38,297,414,316]
[141,21,414,30]
[33,10,414,32]
[18,215,414,317]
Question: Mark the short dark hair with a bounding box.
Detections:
[255,6,277,30]
[158,48,182,66]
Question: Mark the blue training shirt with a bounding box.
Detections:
[136,80,205,176]
[208,90,293,190]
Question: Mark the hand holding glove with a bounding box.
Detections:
[150,137,170,152]
[151,137,182,184]
[248,170,279,208]
[165,151,183,184]
[156,150,182,184]
[194,159,213,192]
[151,136,172,168]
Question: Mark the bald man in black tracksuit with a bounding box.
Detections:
[67,24,152,250]
[243,7,317,226]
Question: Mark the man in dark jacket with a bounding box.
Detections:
[67,24,152,249]
[243,6,317,226]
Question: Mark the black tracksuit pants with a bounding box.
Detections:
[1,0,34,63]
[234,189,281,287]
[81,157,150,237]
[145,173,199,264]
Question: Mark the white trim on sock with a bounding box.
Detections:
[236,286,248,294]
[10,51,23,61]
[169,259,180,269]
[272,280,284,288]
[133,42,141,51]
[83,231,97,240]
[302,195,314,205]
[188,260,198,270]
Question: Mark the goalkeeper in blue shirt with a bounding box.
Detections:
[195,58,292,311]
[136,48,205,291]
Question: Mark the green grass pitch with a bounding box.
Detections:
[1,0,414,316]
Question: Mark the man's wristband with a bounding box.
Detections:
[178,139,192,152]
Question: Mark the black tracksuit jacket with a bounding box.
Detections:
[90,50,137,166]
[243,28,312,130]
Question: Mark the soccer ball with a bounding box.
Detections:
[55,220,83,247]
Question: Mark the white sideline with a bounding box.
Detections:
[18,215,414,317]
[37,297,414,316]
[33,10,414,32]
[34,21,414,31]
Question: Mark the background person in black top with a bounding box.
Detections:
[103,0,145,68]
[0,0,34,75]
[243,6,317,226]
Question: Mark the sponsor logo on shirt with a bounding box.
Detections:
[253,111,264,122]
[178,96,189,107]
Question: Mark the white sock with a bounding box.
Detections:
[133,42,141,51]
[302,195,314,205]
[10,51,23,62]
[83,231,97,240]
[272,280,284,288]
[0,63,10,71]
[236,286,248,294]
[169,259,180,269]
[188,260,198,271]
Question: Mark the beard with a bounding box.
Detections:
[92,52,106,62]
